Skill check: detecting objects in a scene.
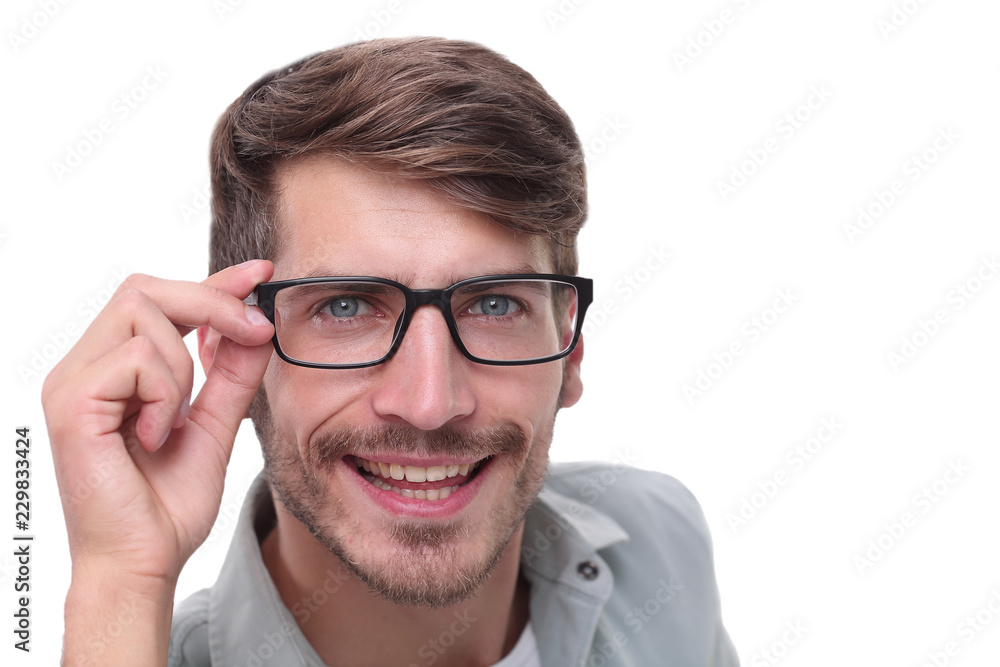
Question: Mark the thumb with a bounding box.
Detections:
[187,335,272,457]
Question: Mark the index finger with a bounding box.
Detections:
[172,259,276,338]
[52,260,275,382]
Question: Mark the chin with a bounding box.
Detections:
[263,427,549,608]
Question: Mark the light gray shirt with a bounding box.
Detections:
[168,462,739,666]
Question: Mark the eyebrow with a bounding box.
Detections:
[298,264,546,285]
[282,282,400,298]
[457,279,552,296]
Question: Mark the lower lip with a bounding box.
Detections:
[342,456,493,519]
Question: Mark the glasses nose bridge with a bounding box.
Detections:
[411,288,449,312]
[403,288,459,347]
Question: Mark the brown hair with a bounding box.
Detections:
[208,37,587,276]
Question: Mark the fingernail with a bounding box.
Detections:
[157,430,169,450]
[180,395,191,420]
[245,304,271,327]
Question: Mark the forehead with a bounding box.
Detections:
[271,156,551,284]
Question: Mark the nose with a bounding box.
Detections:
[369,304,475,430]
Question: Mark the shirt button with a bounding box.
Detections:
[577,560,599,580]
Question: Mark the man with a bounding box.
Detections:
[44,37,738,666]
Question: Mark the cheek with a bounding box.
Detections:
[262,362,369,444]
[478,365,563,424]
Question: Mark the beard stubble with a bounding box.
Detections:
[251,391,553,608]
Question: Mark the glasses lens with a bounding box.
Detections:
[451,279,578,362]
[272,281,405,365]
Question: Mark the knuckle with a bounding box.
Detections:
[150,374,179,404]
[118,272,151,292]
[112,287,153,312]
[203,283,237,311]
[126,334,158,362]
[179,351,195,382]
[172,346,196,393]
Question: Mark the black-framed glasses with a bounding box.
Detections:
[245,274,593,368]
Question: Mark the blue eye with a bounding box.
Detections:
[325,297,363,317]
[480,296,509,315]
[473,295,521,316]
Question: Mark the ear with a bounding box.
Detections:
[197,325,222,376]
[559,336,584,409]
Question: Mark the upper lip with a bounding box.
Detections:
[347,453,492,468]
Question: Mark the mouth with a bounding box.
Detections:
[349,454,494,501]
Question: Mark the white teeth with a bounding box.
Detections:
[358,457,486,483]
[362,473,459,501]
[404,465,427,483]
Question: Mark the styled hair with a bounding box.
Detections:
[208,37,587,276]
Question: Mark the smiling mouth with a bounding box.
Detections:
[351,455,492,501]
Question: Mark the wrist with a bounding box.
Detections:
[64,565,177,667]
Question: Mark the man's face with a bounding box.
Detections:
[252,156,583,607]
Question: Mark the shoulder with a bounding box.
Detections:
[167,588,212,667]
[543,462,739,665]
[544,460,713,554]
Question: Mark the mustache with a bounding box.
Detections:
[313,422,527,467]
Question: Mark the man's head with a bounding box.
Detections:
[208,36,586,276]
[203,37,587,608]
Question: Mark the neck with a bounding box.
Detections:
[260,502,530,667]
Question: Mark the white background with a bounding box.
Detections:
[3,0,999,665]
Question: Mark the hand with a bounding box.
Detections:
[43,260,275,584]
